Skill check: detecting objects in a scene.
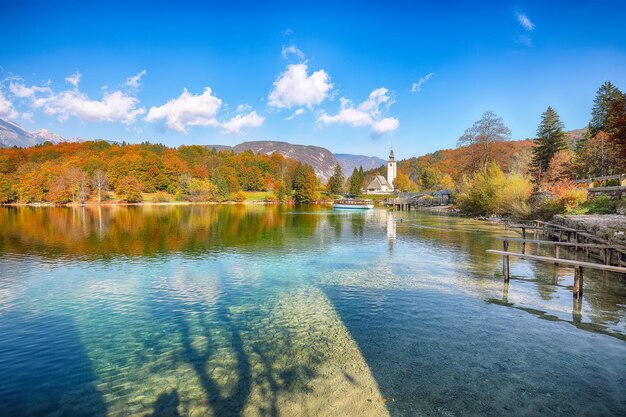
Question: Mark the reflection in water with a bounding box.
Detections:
[0,206,625,416]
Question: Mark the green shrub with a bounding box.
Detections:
[568,196,617,214]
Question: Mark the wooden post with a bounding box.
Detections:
[554,245,560,265]
[604,248,611,265]
[573,266,584,298]
[502,281,510,304]
[503,240,510,282]
[572,296,582,324]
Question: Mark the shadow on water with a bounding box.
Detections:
[321,285,626,417]
[147,391,181,417]
[0,312,107,417]
[146,272,319,417]
[147,284,252,416]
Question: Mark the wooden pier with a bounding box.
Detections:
[488,220,626,298]
[387,190,453,210]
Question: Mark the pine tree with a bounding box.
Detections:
[532,106,568,179]
[590,81,624,137]
[348,168,359,196]
[575,123,593,154]
[327,163,344,196]
[293,163,317,204]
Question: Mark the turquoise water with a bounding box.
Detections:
[0,205,625,416]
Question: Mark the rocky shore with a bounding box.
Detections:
[551,214,626,246]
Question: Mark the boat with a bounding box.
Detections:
[332,199,374,209]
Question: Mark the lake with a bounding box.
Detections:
[0,205,625,417]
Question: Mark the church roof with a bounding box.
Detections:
[367,175,391,189]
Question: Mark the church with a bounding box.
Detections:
[365,148,396,194]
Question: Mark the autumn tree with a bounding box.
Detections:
[440,174,455,190]
[187,178,218,202]
[327,163,344,196]
[92,170,109,204]
[544,149,575,183]
[532,106,569,180]
[116,176,143,203]
[577,132,622,177]
[457,111,511,171]
[0,173,15,203]
[393,171,416,192]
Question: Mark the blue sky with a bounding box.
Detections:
[1,0,625,159]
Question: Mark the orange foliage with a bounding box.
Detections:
[0,141,301,204]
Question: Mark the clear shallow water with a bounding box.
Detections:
[0,205,625,417]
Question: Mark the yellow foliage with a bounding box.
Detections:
[457,163,532,217]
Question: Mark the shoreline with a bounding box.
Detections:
[0,200,339,207]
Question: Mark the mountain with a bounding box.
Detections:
[334,153,386,175]
[206,140,340,180]
[235,141,340,180]
[0,118,79,148]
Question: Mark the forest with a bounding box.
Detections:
[0,142,320,204]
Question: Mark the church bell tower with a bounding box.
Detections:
[387,147,396,190]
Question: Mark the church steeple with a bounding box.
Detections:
[387,146,397,190]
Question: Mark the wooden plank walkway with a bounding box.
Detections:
[486,249,626,298]
[504,220,626,267]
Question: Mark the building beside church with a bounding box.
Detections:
[365,148,397,194]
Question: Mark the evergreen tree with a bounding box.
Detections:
[293,163,317,204]
[327,163,344,196]
[348,168,360,196]
[532,106,568,178]
[348,166,365,196]
[590,81,624,137]
[575,123,593,154]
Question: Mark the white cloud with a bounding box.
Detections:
[317,87,399,136]
[145,88,222,133]
[125,69,147,88]
[286,108,306,120]
[372,117,400,136]
[9,82,51,98]
[516,11,535,31]
[281,45,305,60]
[38,89,145,124]
[0,90,18,120]
[236,103,252,113]
[268,63,333,109]
[21,111,34,122]
[221,111,265,134]
[10,78,144,124]
[282,28,294,36]
[411,72,435,93]
[65,71,82,88]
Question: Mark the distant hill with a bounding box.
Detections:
[205,141,332,180]
[334,153,386,175]
[205,141,386,181]
[0,118,80,148]
[239,141,339,180]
